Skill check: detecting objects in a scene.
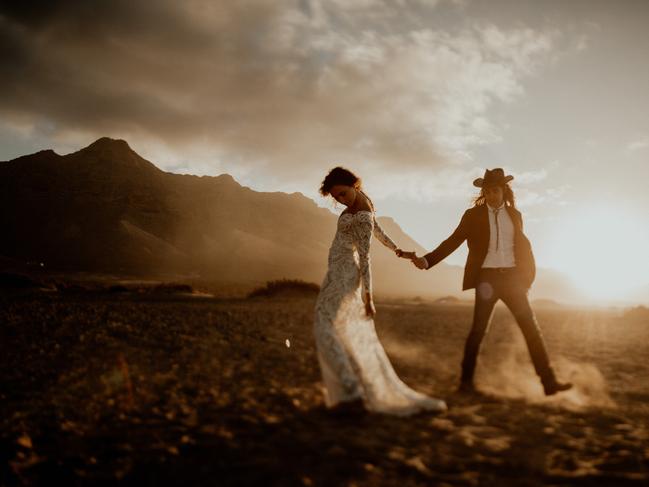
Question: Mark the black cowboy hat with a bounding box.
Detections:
[473,168,514,188]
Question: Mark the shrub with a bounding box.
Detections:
[0,272,43,289]
[152,283,194,294]
[434,295,460,304]
[248,279,320,298]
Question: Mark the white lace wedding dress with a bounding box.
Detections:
[313,210,447,415]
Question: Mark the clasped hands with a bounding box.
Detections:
[395,248,428,270]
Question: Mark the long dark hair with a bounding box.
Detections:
[472,183,516,208]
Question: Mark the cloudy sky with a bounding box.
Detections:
[2,0,648,300]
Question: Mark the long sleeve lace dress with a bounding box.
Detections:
[313,210,446,415]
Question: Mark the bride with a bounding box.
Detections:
[314,167,447,415]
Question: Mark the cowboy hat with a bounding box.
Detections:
[473,168,514,188]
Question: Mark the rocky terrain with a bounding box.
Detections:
[1,284,648,485]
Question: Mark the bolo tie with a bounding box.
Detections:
[493,207,501,251]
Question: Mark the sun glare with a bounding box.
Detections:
[548,205,647,301]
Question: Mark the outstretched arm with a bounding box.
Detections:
[372,216,398,252]
[420,210,470,269]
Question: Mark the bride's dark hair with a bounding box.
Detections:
[320,166,375,211]
[319,167,362,196]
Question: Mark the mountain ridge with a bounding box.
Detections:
[1,137,585,301]
[0,138,448,296]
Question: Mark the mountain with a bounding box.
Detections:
[0,137,463,296]
[1,137,587,300]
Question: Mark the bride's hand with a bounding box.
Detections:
[365,299,376,318]
[363,291,376,317]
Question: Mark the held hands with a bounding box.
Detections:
[395,248,428,270]
[395,249,416,259]
[412,256,428,270]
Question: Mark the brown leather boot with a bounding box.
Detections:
[457,380,477,394]
[543,379,572,396]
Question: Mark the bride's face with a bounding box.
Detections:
[330,184,357,207]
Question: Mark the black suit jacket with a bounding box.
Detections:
[423,205,536,290]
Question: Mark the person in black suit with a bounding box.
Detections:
[411,168,572,396]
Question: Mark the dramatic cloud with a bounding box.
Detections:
[0,0,556,186]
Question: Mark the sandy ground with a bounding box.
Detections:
[1,288,648,485]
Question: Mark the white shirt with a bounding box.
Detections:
[481,203,516,268]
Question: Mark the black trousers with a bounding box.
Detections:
[460,267,557,386]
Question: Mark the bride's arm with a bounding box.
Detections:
[356,216,376,316]
[372,216,398,252]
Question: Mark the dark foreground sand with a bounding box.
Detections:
[1,288,648,485]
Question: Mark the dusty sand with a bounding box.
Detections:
[1,289,648,485]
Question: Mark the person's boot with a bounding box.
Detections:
[542,377,573,396]
[457,379,477,394]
